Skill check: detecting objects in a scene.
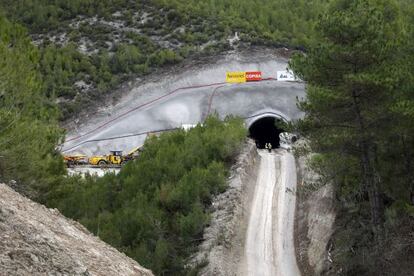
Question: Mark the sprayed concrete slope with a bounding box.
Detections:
[244,150,300,276]
[62,50,305,156]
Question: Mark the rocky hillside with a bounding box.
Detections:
[0,183,153,276]
[0,0,327,121]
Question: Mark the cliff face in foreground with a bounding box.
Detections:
[0,183,153,276]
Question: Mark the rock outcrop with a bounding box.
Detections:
[0,183,153,276]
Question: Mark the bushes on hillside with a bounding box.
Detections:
[0,0,329,121]
[47,115,246,275]
[0,16,64,198]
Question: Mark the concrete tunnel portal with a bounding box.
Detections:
[248,116,285,149]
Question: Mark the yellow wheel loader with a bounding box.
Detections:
[88,146,142,166]
[89,150,124,166]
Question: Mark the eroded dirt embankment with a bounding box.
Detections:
[295,151,336,276]
[0,183,153,276]
[190,140,259,275]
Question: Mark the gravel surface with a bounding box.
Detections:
[0,184,153,276]
[243,149,300,276]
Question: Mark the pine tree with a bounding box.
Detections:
[0,16,64,198]
[290,0,406,234]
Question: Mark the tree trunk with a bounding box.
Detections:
[401,136,414,205]
[351,89,384,233]
[361,143,384,230]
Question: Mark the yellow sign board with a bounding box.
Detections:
[226,71,246,83]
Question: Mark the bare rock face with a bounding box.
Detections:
[0,183,153,276]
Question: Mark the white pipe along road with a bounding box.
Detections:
[244,149,300,276]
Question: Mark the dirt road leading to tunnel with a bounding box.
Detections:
[244,150,300,276]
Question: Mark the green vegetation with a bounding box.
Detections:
[0,16,64,198]
[154,0,328,47]
[0,13,247,273]
[0,0,188,120]
[46,116,246,275]
[1,0,412,122]
[1,0,414,274]
[36,38,182,118]
[0,0,331,121]
[290,0,414,274]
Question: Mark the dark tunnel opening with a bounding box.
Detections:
[248,117,284,149]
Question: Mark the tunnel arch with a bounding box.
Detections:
[246,113,287,149]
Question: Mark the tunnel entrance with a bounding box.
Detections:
[248,117,284,149]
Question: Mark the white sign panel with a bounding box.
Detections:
[277,70,296,81]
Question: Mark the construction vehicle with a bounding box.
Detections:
[64,154,88,167]
[123,146,142,162]
[88,146,142,166]
[89,150,123,166]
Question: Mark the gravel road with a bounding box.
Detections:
[244,149,300,276]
